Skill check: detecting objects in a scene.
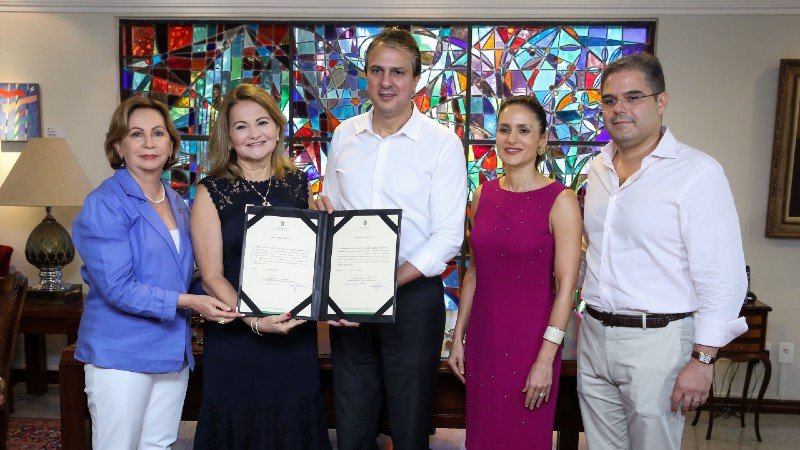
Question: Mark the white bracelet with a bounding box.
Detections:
[543,325,565,345]
[250,317,263,336]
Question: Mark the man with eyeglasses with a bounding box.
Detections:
[577,53,748,449]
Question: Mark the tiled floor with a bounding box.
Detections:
[10,383,799,449]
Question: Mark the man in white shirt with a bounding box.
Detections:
[315,27,467,450]
[578,53,748,450]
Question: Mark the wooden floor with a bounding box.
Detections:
[10,383,800,450]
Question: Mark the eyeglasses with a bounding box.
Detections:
[600,92,662,110]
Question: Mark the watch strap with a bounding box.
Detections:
[691,350,716,365]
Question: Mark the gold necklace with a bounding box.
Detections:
[244,177,273,206]
[144,183,166,204]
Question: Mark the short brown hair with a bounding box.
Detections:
[207,84,293,181]
[365,27,422,78]
[601,53,665,96]
[104,96,181,170]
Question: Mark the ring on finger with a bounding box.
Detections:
[217,318,226,325]
[538,392,546,397]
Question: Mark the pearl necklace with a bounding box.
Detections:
[244,176,273,206]
[144,183,166,205]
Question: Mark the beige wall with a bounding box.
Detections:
[656,15,800,400]
[1,12,799,399]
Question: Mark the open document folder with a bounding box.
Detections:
[238,206,401,323]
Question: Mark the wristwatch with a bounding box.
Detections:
[691,350,717,365]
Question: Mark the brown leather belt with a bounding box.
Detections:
[586,306,693,328]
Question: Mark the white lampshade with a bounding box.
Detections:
[0,137,93,207]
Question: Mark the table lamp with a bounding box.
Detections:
[0,138,93,299]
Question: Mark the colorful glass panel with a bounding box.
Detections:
[121,23,292,135]
[291,25,373,139]
[467,144,503,202]
[121,21,652,201]
[290,25,470,139]
[161,139,207,205]
[442,262,464,309]
[413,25,470,138]
[289,140,329,195]
[539,144,604,212]
[469,24,651,142]
[120,21,654,306]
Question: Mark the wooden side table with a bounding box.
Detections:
[691,300,772,442]
[18,293,84,394]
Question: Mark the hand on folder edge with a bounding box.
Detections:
[328,318,361,327]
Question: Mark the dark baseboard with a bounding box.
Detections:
[702,397,800,415]
[11,368,60,385]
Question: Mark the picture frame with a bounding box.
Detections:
[766,60,800,238]
[0,82,42,142]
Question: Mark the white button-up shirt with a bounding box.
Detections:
[323,105,467,278]
[582,126,748,347]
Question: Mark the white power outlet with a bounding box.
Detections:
[778,342,795,364]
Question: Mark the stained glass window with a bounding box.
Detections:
[119,21,655,305]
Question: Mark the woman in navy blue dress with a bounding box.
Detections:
[190,84,331,449]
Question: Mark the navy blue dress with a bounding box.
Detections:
[193,171,331,450]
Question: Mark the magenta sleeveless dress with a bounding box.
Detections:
[465,178,567,449]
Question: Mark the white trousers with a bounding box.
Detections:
[84,363,190,450]
[577,313,694,450]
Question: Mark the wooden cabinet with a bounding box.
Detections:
[18,294,83,394]
[721,300,770,353]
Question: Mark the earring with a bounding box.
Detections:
[537,145,546,156]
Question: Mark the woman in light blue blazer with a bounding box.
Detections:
[72,97,239,450]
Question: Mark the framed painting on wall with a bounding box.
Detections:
[0,82,42,142]
[766,60,800,238]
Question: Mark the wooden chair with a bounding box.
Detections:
[0,271,28,449]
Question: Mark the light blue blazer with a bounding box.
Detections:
[73,169,194,373]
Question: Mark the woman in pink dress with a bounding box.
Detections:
[448,95,583,449]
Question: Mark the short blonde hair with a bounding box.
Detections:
[207,84,293,181]
[104,96,181,170]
